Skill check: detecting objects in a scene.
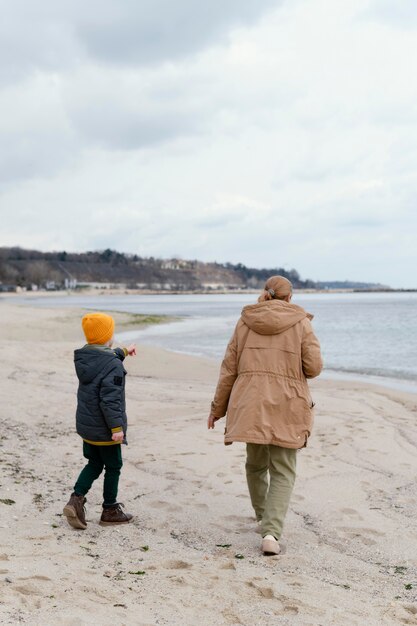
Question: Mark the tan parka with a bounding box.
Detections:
[210,300,323,448]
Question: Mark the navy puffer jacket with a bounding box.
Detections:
[74,345,127,443]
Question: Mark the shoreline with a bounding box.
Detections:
[2,287,417,298]
[1,302,417,625]
[320,369,417,395]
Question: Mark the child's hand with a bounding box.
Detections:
[127,344,137,356]
[112,431,124,443]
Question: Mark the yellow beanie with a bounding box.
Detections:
[82,312,115,345]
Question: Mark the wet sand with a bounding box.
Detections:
[0,303,416,625]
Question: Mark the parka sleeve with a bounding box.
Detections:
[301,318,323,379]
[99,361,125,431]
[113,347,127,361]
[210,323,239,418]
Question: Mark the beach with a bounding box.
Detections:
[0,302,416,626]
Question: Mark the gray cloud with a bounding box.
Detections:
[0,0,282,174]
[0,1,77,85]
[72,0,281,65]
[63,66,208,150]
[0,130,76,184]
[0,75,78,183]
[0,0,281,84]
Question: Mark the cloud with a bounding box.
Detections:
[0,1,77,85]
[0,0,284,169]
[0,74,77,183]
[0,0,281,84]
[71,0,281,65]
[62,64,208,150]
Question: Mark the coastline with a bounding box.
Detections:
[1,302,417,625]
[2,286,417,299]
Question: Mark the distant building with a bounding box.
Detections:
[161,259,190,270]
[201,283,226,290]
[76,282,127,290]
[64,278,77,289]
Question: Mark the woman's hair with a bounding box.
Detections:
[258,275,293,303]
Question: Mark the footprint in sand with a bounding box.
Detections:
[19,575,51,582]
[223,514,252,523]
[340,508,364,520]
[13,583,43,596]
[386,603,417,625]
[220,562,236,570]
[246,581,275,599]
[183,499,209,509]
[292,494,305,502]
[246,582,300,613]
[150,500,181,512]
[336,526,384,546]
[221,610,244,625]
[163,560,193,570]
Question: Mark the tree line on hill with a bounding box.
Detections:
[0,247,385,291]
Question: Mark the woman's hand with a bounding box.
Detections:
[207,413,221,429]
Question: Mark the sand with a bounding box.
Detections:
[0,302,416,626]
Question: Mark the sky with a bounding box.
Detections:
[0,0,416,287]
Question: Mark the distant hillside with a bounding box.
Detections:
[315,280,389,290]
[0,247,387,291]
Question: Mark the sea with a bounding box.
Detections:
[10,291,417,393]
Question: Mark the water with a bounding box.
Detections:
[10,292,417,389]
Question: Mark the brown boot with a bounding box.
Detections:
[99,503,133,526]
[63,493,87,530]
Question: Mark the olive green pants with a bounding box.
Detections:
[245,443,297,540]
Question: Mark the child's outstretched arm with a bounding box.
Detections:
[113,344,137,360]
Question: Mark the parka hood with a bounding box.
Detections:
[74,345,115,384]
[241,300,313,336]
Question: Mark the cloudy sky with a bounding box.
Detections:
[0,0,416,287]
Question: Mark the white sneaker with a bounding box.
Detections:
[262,534,281,556]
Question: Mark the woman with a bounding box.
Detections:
[208,275,322,555]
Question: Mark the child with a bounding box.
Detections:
[63,312,136,529]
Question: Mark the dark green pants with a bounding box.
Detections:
[74,442,123,506]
